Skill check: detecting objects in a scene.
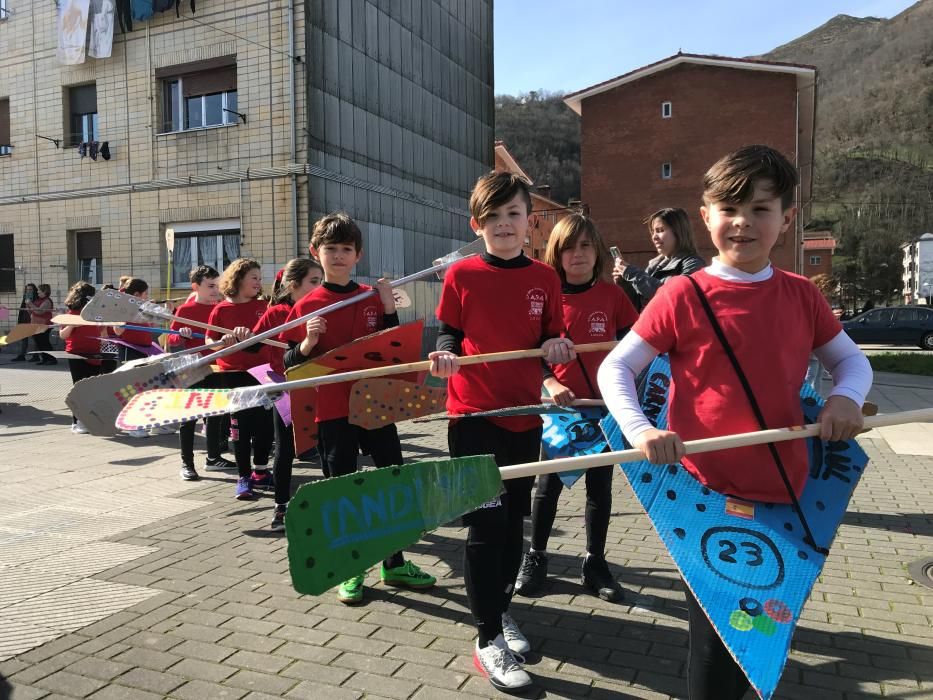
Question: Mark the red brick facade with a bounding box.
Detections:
[571,60,811,273]
[802,234,835,278]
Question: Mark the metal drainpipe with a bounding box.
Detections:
[287,0,300,255]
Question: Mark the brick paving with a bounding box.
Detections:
[0,360,931,699]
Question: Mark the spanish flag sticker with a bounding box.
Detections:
[725,497,755,520]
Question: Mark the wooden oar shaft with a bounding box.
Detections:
[164,316,288,349]
[498,408,933,480]
[278,341,617,392]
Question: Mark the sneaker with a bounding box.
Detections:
[27,355,40,363]
[251,470,274,490]
[204,456,237,472]
[180,465,200,481]
[150,425,176,436]
[501,612,531,656]
[126,428,149,439]
[71,421,89,435]
[10,356,26,362]
[235,477,255,500]
[380,560,436,590]
[514,551,548,597]
[473,635,532,694]
[582,555,624,602]
[337,574,365,605]
[270,504,287,532]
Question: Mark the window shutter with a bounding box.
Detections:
[0,99,10,145]
[182,66,237,97]
[76,231,102,259]
[70,85,98,115]
[0,235,14,292]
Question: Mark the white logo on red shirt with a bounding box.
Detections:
[363,305,378,331]
[588,311,608,338]
[526,288,545,319]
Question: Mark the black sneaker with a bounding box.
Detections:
[180,465,200,481]
[514,551,548,597]
[271,504,287,532]
[582,555,624,602]
[204,456,237,472]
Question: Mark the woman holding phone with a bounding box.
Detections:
[611,207,704,310]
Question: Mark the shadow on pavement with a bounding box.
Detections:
[843,510,933,537]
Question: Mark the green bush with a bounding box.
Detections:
[867,353,933,376]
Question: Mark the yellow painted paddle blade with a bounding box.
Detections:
[4,323,48,344]
[116,386,275,431]
[348,377,447,429]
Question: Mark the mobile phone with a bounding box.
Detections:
[609,246,621,259]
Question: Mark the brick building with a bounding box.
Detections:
[564,53,816,273]
[0,1,493,321]
[494,140,572,261]
[802,231,836,279]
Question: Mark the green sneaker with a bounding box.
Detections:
[336,574,365,605]
[380,560,436,590]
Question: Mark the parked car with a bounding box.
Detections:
[842,306,933,349]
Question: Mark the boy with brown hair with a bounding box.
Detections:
[430,171,575,693]
[598,144,872,699]
[282,212,436,604]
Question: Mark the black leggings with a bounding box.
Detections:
[225,372,273,479]
[273,407,296,505]
[316,417,405,569]
[34,329,54,361]
[531,463,612,555]
[449,417,540,647]
[684,582,750,699]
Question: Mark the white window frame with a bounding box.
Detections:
[169,220,241,287]
[163,78,238,133]
[661,162,672,179]
[661,101,672,118]
[0,0,8,21]
[809,255,821,266]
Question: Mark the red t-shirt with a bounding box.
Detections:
[632,268,842,502]
[254,302,291,375]
[64,310,103,363]
[436,255,564,431]
[552,280,638,399]
[170,300,214,352]
[114,322,155,349]
[206,299,269,371]
[284,284,384,422]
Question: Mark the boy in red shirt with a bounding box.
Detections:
[429,171,575,693]
[598,145,871,699]
[169,265,235,480]
[282,212,436,604]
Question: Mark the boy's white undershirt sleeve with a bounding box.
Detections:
[812,330,873,407]
[597,331,661,444]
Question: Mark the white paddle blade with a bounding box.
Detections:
[432,238,485,279]
[116,386,276,431]
[80,291,174,324]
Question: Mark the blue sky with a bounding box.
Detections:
[493,0,918,95]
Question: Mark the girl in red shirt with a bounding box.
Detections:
[59,282,113,433]
[516,214,638,603]
[112,278,155,363]
[253,258,323,531]
[206,259,272,501]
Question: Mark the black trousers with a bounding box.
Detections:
[530,462,613,556]
[449,417,540,646]
[178,373,228,467]
[67,359,109,422]
[34,329,54,361]
[118,344,148,363]
[684,582,750,699]
[316,417,405,569]
[273,407,296,505]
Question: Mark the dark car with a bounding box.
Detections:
[842,306,933,349]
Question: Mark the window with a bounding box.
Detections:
[661,101,672,118]
[67,84,98,147]
[169,222,240,286]
[896,308,920,322]
[76,230,103,285]
[159,58,238,133]
[661,162,672,179]
[0,98,10,156]
[809,255,821,266]
[0,0,7,21]
[0,235,13,292]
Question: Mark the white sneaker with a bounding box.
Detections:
[126,428,149,438]
[473,634,532,693]
[71,422,89,435]
[501,612,531,656]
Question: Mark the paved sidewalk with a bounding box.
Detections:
[0,361,931,699]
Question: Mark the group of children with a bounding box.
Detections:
[53,143,871,698]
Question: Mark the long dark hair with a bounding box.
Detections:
[272,258,323,305]
[64,282,96,310]
[643,207,699,257]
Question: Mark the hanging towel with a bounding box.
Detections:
[87,0,115,59]
[89,141,100,161]
[100,142,111,161]
[131,0,153,22]
[116,0,132,32]
[154,0,173,11]
[57,0,90,66]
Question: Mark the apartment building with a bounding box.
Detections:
[0,0,493,320]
